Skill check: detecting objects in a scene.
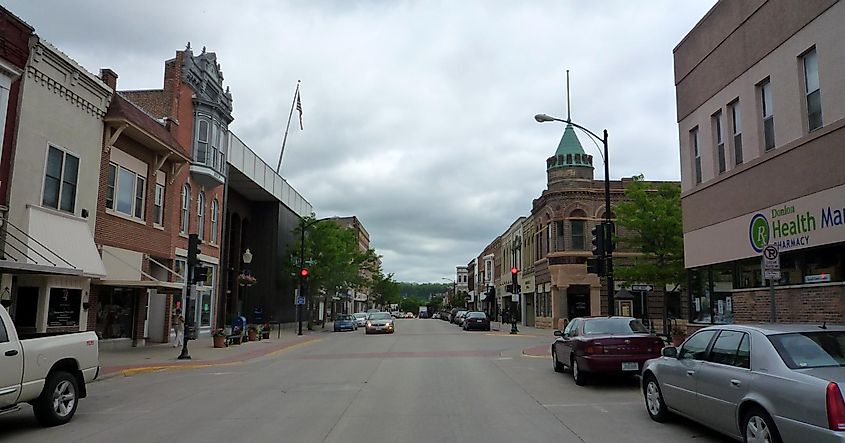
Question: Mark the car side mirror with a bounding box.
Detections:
[661,346,678,358]
[553,330,563,337]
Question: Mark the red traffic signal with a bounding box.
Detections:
[300,268,309,278]
[511,267,518,275]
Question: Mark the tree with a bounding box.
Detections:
[369,269,400,309]
[291,217,380,328]
[613,175,685,291]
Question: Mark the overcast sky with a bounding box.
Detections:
[7,0,715,283]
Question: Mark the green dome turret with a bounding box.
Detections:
[546,123,594,171]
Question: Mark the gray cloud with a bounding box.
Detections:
[6,0,715,282]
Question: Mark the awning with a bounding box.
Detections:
[0,259,81,276]
[27,207,106,278]
[96,280,184,291]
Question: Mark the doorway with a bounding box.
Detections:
[566,285,591,318]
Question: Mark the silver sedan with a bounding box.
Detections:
[642,323,845,443]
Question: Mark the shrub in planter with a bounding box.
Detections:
[212,329,227,348]
[247,326,258,341]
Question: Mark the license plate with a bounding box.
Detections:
[621,362,639,371]
[375,326,383,330]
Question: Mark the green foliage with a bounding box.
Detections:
[398,282,449,300]
[613,175,685,291]
[369,269,401,308]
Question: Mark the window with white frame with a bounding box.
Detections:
[210,198,218,244]
[714,110,725,174]
[730,101,742,165]
[691,127,701,184]
[802,48,822,132]
[154,184,165,226]
[196,119,209,164]
[180,184,190,234]
[42,146,79,213]
[197,192,205,241]
[759,79,775,151]
[106,162,146,219]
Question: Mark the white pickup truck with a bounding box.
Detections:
[0,306,99,426]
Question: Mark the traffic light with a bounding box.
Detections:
[604,221,615,253]
[591,224,605,257]
[586,257,605,276]
[187,234,202,267]
[300,268,309,278]
[511,266,518,290]
[193,266,209,284]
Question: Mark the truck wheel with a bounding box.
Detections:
[32,370,79,426]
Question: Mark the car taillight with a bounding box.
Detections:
[585,344,604,354]
[827,382,845,431]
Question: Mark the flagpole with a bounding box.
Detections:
[276,80,300,174]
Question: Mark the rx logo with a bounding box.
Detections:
[749,213,769,253]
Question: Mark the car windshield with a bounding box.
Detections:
[368,313,391,320]
[769,331,845,369]
[337,315,353,321]
[583,318,649,335]
[467,312,487,319]
[457,311,467,316]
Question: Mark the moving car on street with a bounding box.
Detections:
[462,311,491,331]
[0,305,99,426]
[352,312,368,327]
[642,323,845,443]
[365,312,395,334]
[552,316,663,385]
[452,310,468,326]
[333,314,358,332]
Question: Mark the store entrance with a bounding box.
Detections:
[567,285,591,318]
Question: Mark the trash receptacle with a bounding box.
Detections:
[232,315,247,335]
[187,324,198,340]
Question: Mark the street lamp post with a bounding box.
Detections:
[535,113,615,316]
[441,277,458,309]
[242,248,253,322]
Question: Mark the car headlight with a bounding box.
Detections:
[366,322,372,327]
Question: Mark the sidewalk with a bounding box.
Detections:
[97,326,329,380]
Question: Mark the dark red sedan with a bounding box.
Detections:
[551,317,664,385]
[462,311,491,331]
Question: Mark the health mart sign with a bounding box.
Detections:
[685,183,845,268]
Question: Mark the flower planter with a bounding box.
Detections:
[261,331,270,340]
[213,335,226,348]
[248,329,258,341]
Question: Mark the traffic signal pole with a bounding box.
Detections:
[298,223,305,336]
[602,130,615,316]
[179,234,201,360]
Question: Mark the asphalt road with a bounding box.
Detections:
[0,319,731,443]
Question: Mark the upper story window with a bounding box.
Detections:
[759,79,775,151]
[106,162,146,220]
[210,198,219,244]
[154,183,165,226]
[554,220,565,251]
[197,192,206,241]
[569,209,587,250]
[691,127,701,184]
[730,101,742,165]
[802,48,822,132]
[713,110,725,174]
[42,145,79,213]
[180,184,190,234]
[193,114,226,174]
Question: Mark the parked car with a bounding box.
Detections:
[365,312,395,334]
[551,316,663,385]
[453,310,468,326]
[333,314,358,332]
[431,312,440,320]
[404,312,414,318]
[642,323,845,442]
[390,311,401,318]
[463,311,491,331]
[449,307,462,323]
[0,305,99,426]
[352,312,369,327]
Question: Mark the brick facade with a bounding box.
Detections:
[732,285,845,323]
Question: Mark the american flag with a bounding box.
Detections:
[296,90,303,130]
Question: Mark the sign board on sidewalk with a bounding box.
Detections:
[761,244,781,280]
[631,284,653,292]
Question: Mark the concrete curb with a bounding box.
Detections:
[96,336,322,381]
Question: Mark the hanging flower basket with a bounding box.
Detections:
[237,273,257,287]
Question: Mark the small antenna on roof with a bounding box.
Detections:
[820,321,827,329]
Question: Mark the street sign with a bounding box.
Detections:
[631,284,653,292]
[511,293,519,302]
[761,245,780,280]
[296,296,305,305]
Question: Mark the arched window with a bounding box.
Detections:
[197,192,206,240]
[569,209,588,250]
[180,184,190,234]
[210,199,219,244]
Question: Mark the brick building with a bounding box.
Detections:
[89,70,189,347]
[675,0,845,325]
[122,44,231,336]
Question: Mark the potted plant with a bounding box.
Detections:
[247,325,258,341]
[212,328,227,348]
[237,273,257,287]
[261,323,271,340]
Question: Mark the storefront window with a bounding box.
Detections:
[96,288,135,339]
